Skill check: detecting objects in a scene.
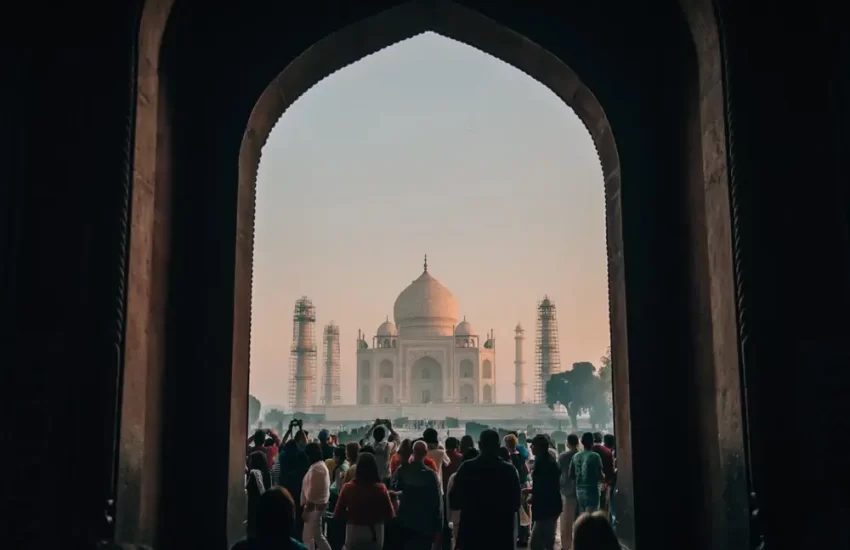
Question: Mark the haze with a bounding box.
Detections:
[250,32,608,407]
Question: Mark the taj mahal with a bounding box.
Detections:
[312,257,552,422]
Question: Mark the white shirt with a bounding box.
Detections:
[301,461,330,506]
[446,471,461,526]
[427,447,451,488]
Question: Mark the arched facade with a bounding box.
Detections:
[410,356,443,404]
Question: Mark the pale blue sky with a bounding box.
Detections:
[250,32,608,407]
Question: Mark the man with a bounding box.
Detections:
[232,486,307,550]
[569,432,604,514]
[317,429,335,462]
[442,437,463,493]
[505,434,530,547]
[528,434,562,550]
[449,429,521,550]
[394,441,443,550]
[360,419,399,484]
[558,434,581,549]
[602,433,617,524]
[424,427,451,488]
[301,442,331,550]
[248,428,281,469]
[591,432,615,513]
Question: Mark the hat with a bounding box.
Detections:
[318,429,330,441]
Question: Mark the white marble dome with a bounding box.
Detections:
[393,265,459,337]
[454,317,475,336]
[376,318,398,337]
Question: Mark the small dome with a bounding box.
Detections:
[515,323,524,332]
[454,317,475,336]
[376,318,398,337]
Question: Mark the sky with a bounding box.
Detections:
[250,32,608,408]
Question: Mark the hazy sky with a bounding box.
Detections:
[250,32,608,407]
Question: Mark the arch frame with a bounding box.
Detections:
[119,0,750,548]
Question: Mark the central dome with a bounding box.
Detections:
[393,260,459,337]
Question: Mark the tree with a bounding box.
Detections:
[598,347,612,386]
[545,362,600,430]
[264,408,287,429]
[248,394,261,427]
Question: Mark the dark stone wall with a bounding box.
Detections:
[1,1,848,549]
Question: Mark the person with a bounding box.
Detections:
[602,433,617,523]
[334,453,396,550]
[449,429,521,550]
[319,429,336,461]
[423,427,451,488]
[459,435,475,455]
[569,433,604,514]
[558,434,581,549]
[446,447,479,550]
[342,442,361,483]
[248,428,282,469]
[591,433,615,513]
[301,442,332,550]
[505,434,530,547]
[528,435,561,550]
[393,441,443,550]
[232,486,308,550]
[360,419,399,484]
[392,438,439,474]
[246,451,271,538]
[571,511,620,550]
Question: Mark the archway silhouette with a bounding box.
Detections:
[121,1,750,547]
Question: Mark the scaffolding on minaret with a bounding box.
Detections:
[288,296,318,411]
[534,295,562,403]
[322,322,341,405]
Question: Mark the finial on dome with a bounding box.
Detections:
[386,315,389,322]
[423,254,428,272]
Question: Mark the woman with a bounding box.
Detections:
[334,453,396,550]
[246,451,271,537]
[571,511,619,550]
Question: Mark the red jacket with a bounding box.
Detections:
[247,431,281,469]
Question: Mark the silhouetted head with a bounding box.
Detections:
[603,434,615,449]
[318,429,330,443]
[333,445,346,463]
[581,432,594,450]
[345,442,360,463]
[398,438,413,462]
[294,430,307,447]
[462,447,479,462]
[423,428,439,447]
[504,434,518,451]
[446,437,459,451]
[567,433,580,449]
[249,451,268,473]
[412,440,428,461]
[253,429,266,447]
[354,452,380,483]
[593,432,603,444]
[532,434,551,458]
[304,442,323,464]
[479,429,501,455]
[373,425,387,442]
[257,487,296,539]
[460,435,475,453]
[572,511,620,550]
[497,447,511,462]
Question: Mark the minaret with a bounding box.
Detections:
[514,323,526,404]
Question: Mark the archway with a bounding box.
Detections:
[121,1,750,548]
[379,385,394,404]
[459,384,475,404]
[379,359,394,379]
[410,356,444,404]
[459,359,474,379]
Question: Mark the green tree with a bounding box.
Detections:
[264,408,287,428]
[545,362,600,430]
[248,394,261,427]
[598,347,612,386]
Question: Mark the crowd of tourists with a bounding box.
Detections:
[239,418,619,550]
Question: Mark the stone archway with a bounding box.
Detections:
[121,1,750,548]
[459,384,475,404]
[410,356,444,404]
